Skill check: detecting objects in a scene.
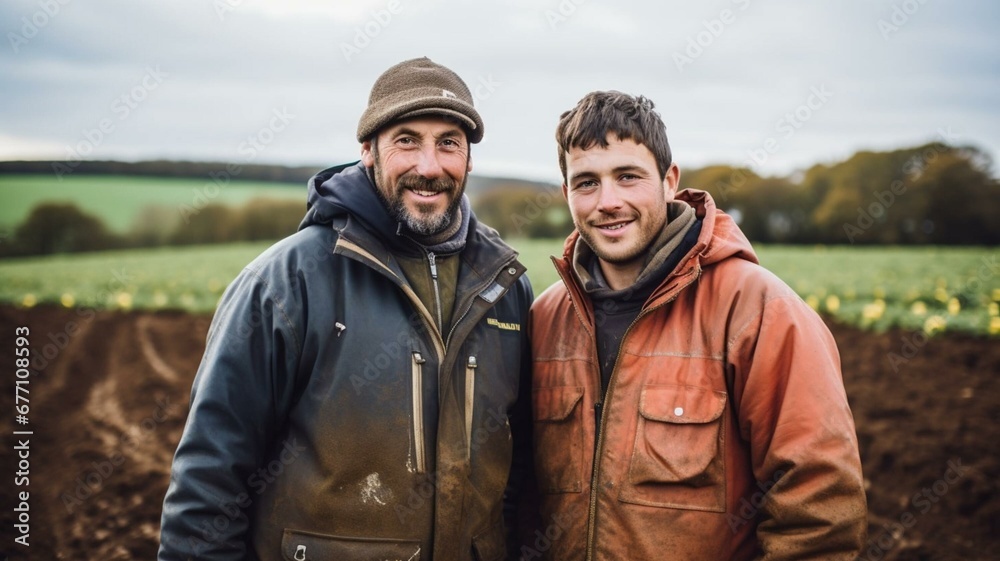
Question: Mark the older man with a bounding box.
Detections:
[160,58,533,561]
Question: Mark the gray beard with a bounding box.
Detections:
[389,195,458,236]
[372,153,467,236]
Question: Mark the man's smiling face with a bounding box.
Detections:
[563,135,678,287]
[362,116,472,235]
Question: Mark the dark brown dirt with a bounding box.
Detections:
[0,305,997,560]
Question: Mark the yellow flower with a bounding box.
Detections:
[825,295,840,313]
[990,302,999,317]
[990,317,1000,336]
[947,298,961,316]
[21,293,36,308]
[923,315,947,335]
[934,287,949,303]
[805,295,820,311]
[873,286,886,299]
[992,288,1000,302]
[60,293,75,308]
[115,292,133,310]
[862,299,886,321]
[910,301,927,316]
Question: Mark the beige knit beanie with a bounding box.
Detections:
[357,57,484,144]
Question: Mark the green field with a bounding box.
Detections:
[0,174,304,233]
[0,241,997,335]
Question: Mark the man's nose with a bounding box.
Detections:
[596,181,623,213]
[414,146,444,179]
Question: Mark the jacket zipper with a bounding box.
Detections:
[411,351,427,473]
[583,269,703,561]
[338,237,521,471]
[465,355,477,460]
[584,317,637,561]
[428,251,443,332]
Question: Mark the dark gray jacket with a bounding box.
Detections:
[159,162,533,561]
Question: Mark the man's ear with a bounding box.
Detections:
[466,152,473,173]
[561,183,569,201]
[663,163,680,200]
[361,139,375,167]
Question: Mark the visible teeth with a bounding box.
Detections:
[413,190,436,197]
[604,223,625,230]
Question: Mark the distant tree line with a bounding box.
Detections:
[1,142,996,258]
[682,142,999,245]
[0,198,304,258]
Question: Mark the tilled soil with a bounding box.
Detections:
[0,305,997,560]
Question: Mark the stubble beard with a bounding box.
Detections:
[576,205,667,268]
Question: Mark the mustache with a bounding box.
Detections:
[396,173,457,194]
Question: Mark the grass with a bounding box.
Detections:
[0,240,997,335]
[0,174,304,233]
[0,243,269,313]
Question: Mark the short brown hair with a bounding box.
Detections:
[556,91,672,182]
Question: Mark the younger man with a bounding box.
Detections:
[529,91,867,560]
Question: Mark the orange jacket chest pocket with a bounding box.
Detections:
[619,383,728,512]
[532,385,586,494]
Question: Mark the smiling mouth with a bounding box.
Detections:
[595,220,631,231]
[410,189,443,197]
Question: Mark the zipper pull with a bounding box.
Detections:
[428,251,438,280]
[466,355,478,459]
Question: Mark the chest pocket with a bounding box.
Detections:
[619,383,727,512]
[532,385,585,493]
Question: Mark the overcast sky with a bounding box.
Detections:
[1,0,997,183]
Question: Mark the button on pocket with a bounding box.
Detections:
[619,384,727,512]
[532,386,585,493]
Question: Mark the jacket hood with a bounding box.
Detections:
[561,188,758,271]
[299,160,473,255]
[299,160,397,235]
[675,188,758,268]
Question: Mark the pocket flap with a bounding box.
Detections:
[281,529,421,560]
[639,384,726,424]
[533,385,584,422]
